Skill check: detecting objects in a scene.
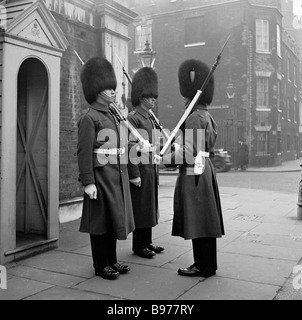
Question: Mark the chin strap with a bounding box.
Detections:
[98,91,116,104]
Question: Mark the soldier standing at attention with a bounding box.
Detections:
[128,67,165,258]
[77,57,134,280]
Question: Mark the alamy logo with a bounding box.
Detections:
[0,265,7,290]
[293,265,302,290]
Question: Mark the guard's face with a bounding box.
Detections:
[103,89,116,99]
[143,97,156,109]
[97,89,117,104]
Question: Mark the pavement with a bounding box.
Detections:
[1,158,302,301]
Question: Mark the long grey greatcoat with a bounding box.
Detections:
[127,105,159,228]
[168,104,225,240]
[77,102,134,240]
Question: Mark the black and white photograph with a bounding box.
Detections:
[0,0,302,306]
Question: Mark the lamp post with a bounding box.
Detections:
[226,82,237,168]
[226,82,235,100]
[137,40,158,115]
[138,40,156,68]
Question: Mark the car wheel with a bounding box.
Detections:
[213,157,226,172]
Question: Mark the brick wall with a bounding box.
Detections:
[53,13,101,200]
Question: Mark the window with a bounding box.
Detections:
[185,16,205,47]
[135,24,152,51]
[276,24,281,57]
[294,65,297,86]
[294,101,298,122]
[256,19,269,52]
[256,77,269,108]
[287,98,290,120]
[277,80,281,110]
[287,134,291,151]
[256,132,269,154]
[287,58,290,81]
[277,131,281,154]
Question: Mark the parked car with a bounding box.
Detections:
[213,149,232,172]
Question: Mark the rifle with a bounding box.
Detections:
[159,35,230,157]
[148,109,170,141]
[74,50,152,149]
[116,54,170,142]
[116,54,132,85]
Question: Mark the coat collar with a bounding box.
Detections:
[135,105,149,119]
[90,101,109,113]
[191,103,208,113]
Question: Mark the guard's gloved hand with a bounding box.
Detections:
[129,177,141,187]
[154,154,163,165]
[172,142,181,153]
[137,140,152,153]
[85,184,97,200]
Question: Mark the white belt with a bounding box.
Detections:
[194,151,210,175]
[198,151,209,157]
[93,147,125,155]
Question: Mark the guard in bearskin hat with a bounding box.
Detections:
[77,57,135,280]
[127,67,165,258]
[160,59,224,277]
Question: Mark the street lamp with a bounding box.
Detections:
[226,82,235,100]
[139,40,156,68]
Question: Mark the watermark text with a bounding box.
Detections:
[293,265,302,290]
[0,265,7,290]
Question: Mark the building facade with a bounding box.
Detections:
[127,0,301,167]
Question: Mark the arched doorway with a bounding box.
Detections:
[16,58,49,246]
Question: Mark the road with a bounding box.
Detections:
[159,170,300,195]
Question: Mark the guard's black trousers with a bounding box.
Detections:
[192,237,217,275]
[90,233,117,271]
[132,227,152,251]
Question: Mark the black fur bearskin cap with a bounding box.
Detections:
[80,57,117,105]
[131,67,158,107]
[178,59,214,104]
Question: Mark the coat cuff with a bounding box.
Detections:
[79,173,95,186]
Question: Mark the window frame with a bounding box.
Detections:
[276,24,281,57]
[256,76,269,109]
[256,19,269,53]
[256,132,269,155]
[185,16,205,47]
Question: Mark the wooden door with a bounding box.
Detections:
[16,58,49,239]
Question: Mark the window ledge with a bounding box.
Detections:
[256,50,271,55]
[256,108,271,112]
[184,42,205,48]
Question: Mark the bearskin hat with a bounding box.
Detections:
[80,57,117,104]
[178,59,214,105]
[131,67,158,107]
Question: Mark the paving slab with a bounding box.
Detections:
[8,265,86,288]
[220,241,302,261]
[58,228,90,252]
[24,286,120,300]
[178,276,280,300]
[217,252,296,286]
[0,276,53,300]
[18,250,94,279]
